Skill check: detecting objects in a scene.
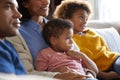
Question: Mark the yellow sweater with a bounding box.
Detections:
[73,29,119,71]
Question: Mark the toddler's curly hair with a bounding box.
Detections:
[42,18,73,46]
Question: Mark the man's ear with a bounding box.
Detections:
[50,36,57,46]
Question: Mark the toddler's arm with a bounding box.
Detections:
[67,50,99,75]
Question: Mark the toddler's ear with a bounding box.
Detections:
[50,36,57,46]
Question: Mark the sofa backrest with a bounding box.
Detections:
[86,20,120,34]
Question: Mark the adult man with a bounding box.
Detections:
[0,0,26,75]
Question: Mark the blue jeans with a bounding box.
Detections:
[113,56,120,74]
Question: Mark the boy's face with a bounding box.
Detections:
[69,9,88,34]
[52,28,73,52]
[0,0,22,38]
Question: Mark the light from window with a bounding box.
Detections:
[99,0,120,21]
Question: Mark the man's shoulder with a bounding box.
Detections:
[0,40,11,47]
[0,40,16,57]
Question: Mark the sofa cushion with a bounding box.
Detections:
[92,27,120,53]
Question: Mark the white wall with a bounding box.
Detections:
[87,0,99,20]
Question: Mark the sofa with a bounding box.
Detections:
[87,20,120,34]
[86,20,120,53]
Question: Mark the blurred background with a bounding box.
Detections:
[47,0,120,21]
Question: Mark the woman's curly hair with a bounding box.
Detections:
[53,0,92,19]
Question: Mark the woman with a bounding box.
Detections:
[53,0,120,80]
[6,0,88,79]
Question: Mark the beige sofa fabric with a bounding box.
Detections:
[87,20,120,34]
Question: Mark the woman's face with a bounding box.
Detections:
[69,9,88,33]
[24,0,50,17]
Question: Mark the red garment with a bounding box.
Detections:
[35,47,85,74]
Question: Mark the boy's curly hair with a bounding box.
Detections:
[53,0,92,19]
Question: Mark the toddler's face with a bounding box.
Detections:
[52,28,73,52]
